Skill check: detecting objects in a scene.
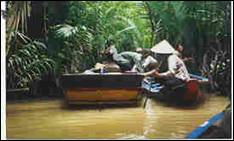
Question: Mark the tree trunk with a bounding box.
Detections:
[144,2,155,46]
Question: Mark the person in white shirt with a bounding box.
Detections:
[143,40,190,82]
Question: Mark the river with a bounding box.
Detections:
[6,94,229,139]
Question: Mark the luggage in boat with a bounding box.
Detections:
[60,73,144,105]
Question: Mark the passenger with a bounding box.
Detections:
[174,44,183,58]
[143,40,191,99]
[174,44,194,62]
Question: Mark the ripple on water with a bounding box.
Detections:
[6,95,230,139]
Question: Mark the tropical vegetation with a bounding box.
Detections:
[5,1,231,97]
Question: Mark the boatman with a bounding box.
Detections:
[143,40,191,98]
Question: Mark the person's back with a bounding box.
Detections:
[167,54,190,81]
[144,40,191,84]
[104,45,143,71]
[119,51,142,65]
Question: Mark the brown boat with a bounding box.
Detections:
[60,73,144,105]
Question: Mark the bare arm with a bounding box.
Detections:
[143,55,177,78]
[143,69,157,77]
[182,57,194,62]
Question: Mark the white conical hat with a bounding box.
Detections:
[151,40,175,54]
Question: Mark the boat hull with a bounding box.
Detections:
[142,78,204,105]
[186,112,225,139]
[65,88,140,104]
[60,73,144,105]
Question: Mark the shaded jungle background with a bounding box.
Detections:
[5,1,231,98]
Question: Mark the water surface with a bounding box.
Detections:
[7,95,229,139]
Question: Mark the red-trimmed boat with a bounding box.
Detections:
[141,74,208,105]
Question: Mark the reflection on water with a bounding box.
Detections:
[6,95,229,139]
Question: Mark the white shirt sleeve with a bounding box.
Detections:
[161,54,190,81]
[168,55,179,74]
[160,55,178,77]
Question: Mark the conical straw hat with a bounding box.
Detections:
[151,40,175,54]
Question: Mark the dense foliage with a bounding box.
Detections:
[6,2,54,89]
[6,32,54,88]
[6,1,231,96]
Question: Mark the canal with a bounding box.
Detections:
[6,94,229,139]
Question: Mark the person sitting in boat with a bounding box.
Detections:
[143,40,191,100]
[174,44,194,63]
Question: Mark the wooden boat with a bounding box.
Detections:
[60,73,144,105]
[141,74,207,105]
[187,105,231,139]
[189,73,209,93]
[186,112,224,139]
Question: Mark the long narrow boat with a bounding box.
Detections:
[141,74,208,104]
[60,73,144,105]
[186,112,224,139]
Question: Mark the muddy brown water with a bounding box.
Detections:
[6,95,229,139]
